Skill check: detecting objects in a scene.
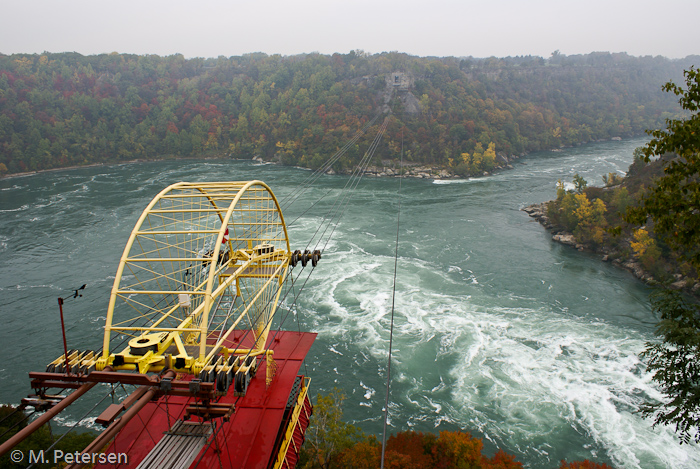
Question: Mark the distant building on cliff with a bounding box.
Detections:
[387,71,412,91]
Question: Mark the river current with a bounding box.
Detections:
[1,137,699,468]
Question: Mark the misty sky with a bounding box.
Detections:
[1,0,698,59]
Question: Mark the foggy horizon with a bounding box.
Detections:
[2,0,697,61]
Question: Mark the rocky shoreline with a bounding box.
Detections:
[3,149,525,182]
[252,155,519,180]
[325,158,518,180]
[522,202,700,294]
[336,164,457,179]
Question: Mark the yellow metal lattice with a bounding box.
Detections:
[95,181,292,376]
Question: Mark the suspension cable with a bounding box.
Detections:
[303,115,390,252]
[0,410,36,441]
[267,116,390,342]
[26,388,115,469]
[259,115,391,376]
[381,130,403,469]
[280,113,381,214]
[0,405,26,427]
[318,116,390,253]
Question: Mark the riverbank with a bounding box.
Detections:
[523,202,700,295]
[0,155,226,181]
[3,152,521,182]
[260,151,520,179]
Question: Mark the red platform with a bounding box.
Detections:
[96,331,316,469]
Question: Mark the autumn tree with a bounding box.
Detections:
[471,143,484,173]
[559,460,614,469]
[482,142,497,171]
[573,194,607,245]
[300,389,365,469]
[431,430,485,468]
[335,430,523,469]
[300,391,612,468]
[630,228,661,271]
[602,172,624,187]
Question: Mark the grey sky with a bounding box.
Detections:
[1,0,698,59]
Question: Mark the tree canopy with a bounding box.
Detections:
[626,67,700,270]
[640,290,700,444]
[299,390,614,468]
[0,51,694,176]
[618,66,700,444]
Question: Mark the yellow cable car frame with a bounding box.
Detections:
[95,181,292,380]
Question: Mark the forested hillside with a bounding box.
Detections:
[0,50,696,175]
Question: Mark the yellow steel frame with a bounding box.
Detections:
[273,377,311,469]
[95,181,292,376]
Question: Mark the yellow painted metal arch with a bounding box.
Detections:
[98,181,292,374]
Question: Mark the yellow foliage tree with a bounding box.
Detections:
[631,228,654,258]
[471,143,484,173]
[631,228,662,270]
[573,193,592,223]
[592,198,607,225]
[572,194,607,245]
[556,180,566,200]
[482,142,497,171]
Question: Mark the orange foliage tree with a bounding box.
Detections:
[334,430,523,469]
[560,460,615,469]
[301,391,614,469]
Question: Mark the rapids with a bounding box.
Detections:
[1,137,698,467]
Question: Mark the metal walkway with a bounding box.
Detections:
[136,420,212,469]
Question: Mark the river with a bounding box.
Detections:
[1,137,698,468]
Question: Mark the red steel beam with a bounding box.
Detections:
[0,367,112,458]
[65,370,176,469]
[30,371,215,394]
[95,385,149,427]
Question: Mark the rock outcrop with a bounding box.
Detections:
[522,202,700,294]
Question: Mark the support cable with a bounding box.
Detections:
[287,115,387,234]
[280,114,381,214]
[0,406,26,427]
[267,119,388,343]
[27,389,114,469]
[303,116,390,253]
[274,116,390,334]
[317,116,390,253]
[262,116,391,379]
[0,410,36,441]
[381,130,404,469]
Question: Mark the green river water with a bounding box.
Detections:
[1,137,699,467]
